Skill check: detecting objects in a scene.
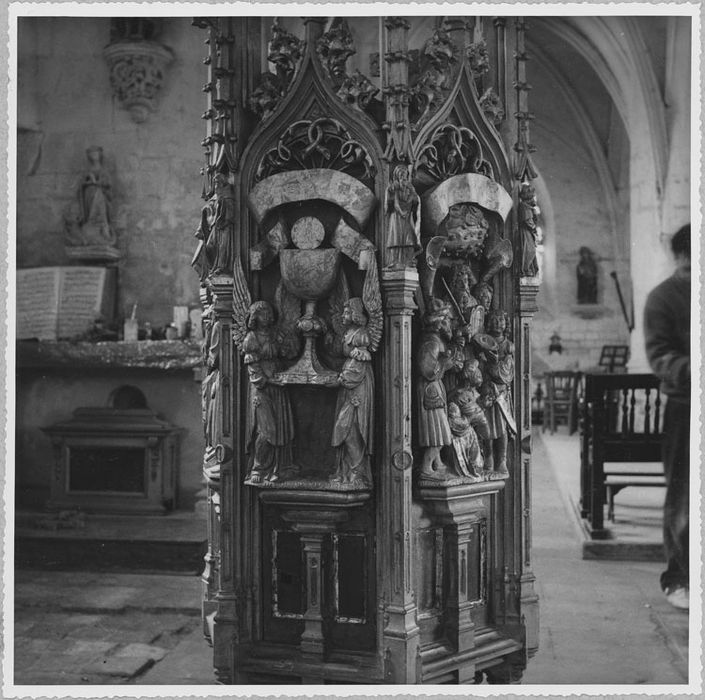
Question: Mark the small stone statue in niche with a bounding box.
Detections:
[479,310,516,477]
[386,164,420,269]
[331,298,375,487]
[241,301,296,485]
[64,146,117,248]
[201,304,221,451]
[196,173,236,276]
[576,246,598,304]
[519,182,540,277]
[416,298,464,480]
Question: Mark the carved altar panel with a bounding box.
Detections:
[194,15,540,685]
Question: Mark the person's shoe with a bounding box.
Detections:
[664,586,689,610]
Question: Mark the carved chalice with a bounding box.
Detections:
[276,216,341,386]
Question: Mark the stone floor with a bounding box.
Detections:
[10,428,695,690]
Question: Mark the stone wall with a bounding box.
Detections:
[17,16,204,327]
[16,17,207,509]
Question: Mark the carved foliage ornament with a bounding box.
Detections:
[256,117,375,187]
[316,17,355,88]
[249,21,304,121]
[103,39,174,123]
[411,27,459,124]
[415,123,494,186]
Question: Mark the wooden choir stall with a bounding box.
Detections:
[193,15,541,684]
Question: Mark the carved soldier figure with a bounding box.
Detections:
[243,301,295,484]
[331,298,375,486]
[196,173,236,276]
[519,182,540,277]
[386,164,420,268]
[576,246,598,304]
[479,310,516,476]
[416,298,464,479]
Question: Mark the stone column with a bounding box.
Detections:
[209,275,238,684]
[379,268,420,684]
[516,281,540,657]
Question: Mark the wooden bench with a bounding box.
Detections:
[579,373,664,537]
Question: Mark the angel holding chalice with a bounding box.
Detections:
[330,260,383,488]
[232,261,300,486]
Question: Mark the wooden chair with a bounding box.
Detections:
[542,371,580,434]
[579,373,664,535]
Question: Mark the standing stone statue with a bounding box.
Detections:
[64,146,117,248]
[197,173,236,276]
[519,182,540,277]
[386,164,420,268]
[576,246,598,304]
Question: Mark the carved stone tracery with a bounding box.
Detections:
[415,124,494,187]
[255,117,376,187]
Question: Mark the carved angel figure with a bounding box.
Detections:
[331,299,375,486]
[330,256,382,488]
[386,164,420,269]
[233,261,298,485]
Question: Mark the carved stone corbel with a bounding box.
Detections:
[103,20,174,123]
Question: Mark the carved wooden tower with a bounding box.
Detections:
[194,16,541,684]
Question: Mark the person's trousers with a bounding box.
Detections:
[660,399,690,592]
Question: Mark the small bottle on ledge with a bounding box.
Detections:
[123,303,139,342]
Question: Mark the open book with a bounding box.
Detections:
[17,266,116,341]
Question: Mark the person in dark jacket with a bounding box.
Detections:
[643,223,691,610]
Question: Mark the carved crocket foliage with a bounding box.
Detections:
[415,123,494,187]
[467,40,490,79]
[316,17,355,89]
[337,69,379,112]
[411,26,459,124]
[269,19,304,86]
[249,21,304,121]
[479,87,505,127]
[255,117,375,187]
